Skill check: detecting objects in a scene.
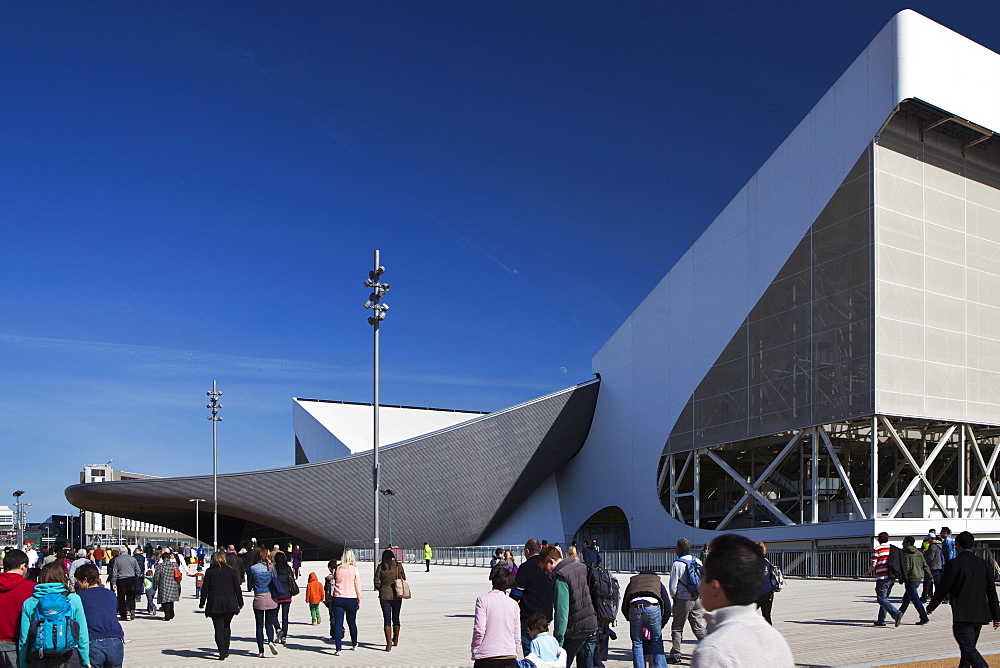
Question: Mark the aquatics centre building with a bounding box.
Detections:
[67,11,1000,554]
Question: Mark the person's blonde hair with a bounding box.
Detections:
[567,546,580,562]
[755,541,767,556]
[340,549,356,567]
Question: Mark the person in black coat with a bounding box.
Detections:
[201,551,245,660]
[927,531,1000,668]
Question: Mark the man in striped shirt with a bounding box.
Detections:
[863,532,903,627]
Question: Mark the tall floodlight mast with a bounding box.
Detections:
[207,381,223,549]
[363,251,390,568]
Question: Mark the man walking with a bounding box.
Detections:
[622,569,671,668]
[863,532,903,627]
[667,539,706,664]
[511,539,554,656]
[897,536,931,625]
[928,531,1000,668]
[109,546,142,621]
[691,534,794,667]
[0,550,36,668]
[539,545,598,667]
[940,527,957,564]
[581,540,601,568]
[922,534,943,603]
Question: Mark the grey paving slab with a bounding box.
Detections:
[117,562,1000,667]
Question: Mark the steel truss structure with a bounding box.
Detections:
[659,415,1000,531]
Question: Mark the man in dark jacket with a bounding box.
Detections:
[581,540,601,568]
[511,539,554,656]
[540,545,598,666]
[922,536,943,602]
[0,550,35,668]
[622,570,671,668]
[928,531,1000,668]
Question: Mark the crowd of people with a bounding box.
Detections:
[864,527,1000,667]
[0,540,405,666]
[2,529,998,667]
[472,536,792,668]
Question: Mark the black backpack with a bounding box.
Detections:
[587,565,620,625]
[886,545,906,584]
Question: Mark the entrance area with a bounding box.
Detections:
[572,506,631,550]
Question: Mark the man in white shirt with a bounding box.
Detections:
[667,539,706,664]
[691,534,794,668]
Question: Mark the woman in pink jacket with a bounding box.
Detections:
[328,548,362,656]
[471,568,520,667]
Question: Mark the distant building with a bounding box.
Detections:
[0,506,14,545]
[79,464,193,547]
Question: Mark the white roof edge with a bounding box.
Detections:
[594,10,1000,367]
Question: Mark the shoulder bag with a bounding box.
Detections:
[393,563,411,599]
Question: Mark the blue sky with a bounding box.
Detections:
[3,2,999,522]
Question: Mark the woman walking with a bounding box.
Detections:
[328,549,362,656]
[248,548,280,658]
[374,549,406,652]
[756,541,776,625]
[471,569,520,667]
[201,551,243,660]
[271,551,295,644]
[151,552,181,621]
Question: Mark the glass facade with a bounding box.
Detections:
[666,149,874,455]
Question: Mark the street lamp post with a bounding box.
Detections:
[12,491,25,549]
[363,251,390,563]
[207,382,223,550]
[380,489,396,547]
[188,499,207,549]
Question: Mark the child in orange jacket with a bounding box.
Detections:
[306,572,324,625]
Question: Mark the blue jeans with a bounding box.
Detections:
[875,579,900,623]
[898,581,929,622]
[629,605,666,668]
[145,591,155,614]
[254,607,279,653]
[562,631,597,668]
[89,637,124,668]
[953,622,988,668]
[330,597,359,651]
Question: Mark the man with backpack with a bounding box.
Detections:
[667,539,706,664]
[0,550,36,668]
[539,545,599,667]
[862,532,903,627]
[622,569,670,668]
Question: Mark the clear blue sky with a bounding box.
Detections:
[3,2,999,522]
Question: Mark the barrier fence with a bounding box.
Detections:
[353,545,1000,580]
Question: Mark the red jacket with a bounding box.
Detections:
[0,572,36,642]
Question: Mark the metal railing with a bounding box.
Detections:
[353,544,1000,581]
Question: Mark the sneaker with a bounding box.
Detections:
[333,651,340,656]
[873,621,887,626]
[350,643,357,650]
[916,619,929,625]
[667,658,683,665]
[257,652,265,659]
[894,611,904,627]
[268,642,278,655]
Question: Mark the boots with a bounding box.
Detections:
[392,625,400,646]
[383,626,393,652]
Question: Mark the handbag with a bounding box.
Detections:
[393,563,411,599]
[173,569,183,583]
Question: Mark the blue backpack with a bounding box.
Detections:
[674,555,702,597]
[29,591,80,657]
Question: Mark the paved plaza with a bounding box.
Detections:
[117,561,1000,667]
